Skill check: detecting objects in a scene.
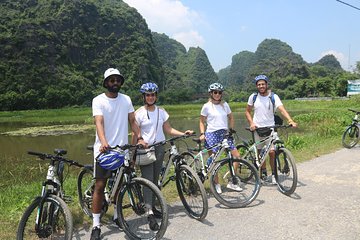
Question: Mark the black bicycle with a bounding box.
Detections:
[77,144,168,240]
[342,109,360,148]
[17,149,84,240]
[156,134,208,220]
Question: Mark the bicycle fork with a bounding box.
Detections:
[123,173,146,215]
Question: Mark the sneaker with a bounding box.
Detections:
[261,171,267,181]
[271,175,277,185]
[152,207,162,219]
[90,226,101,240]
[215,183,222,194]
[148,214,160,231]
[227,182,243,192]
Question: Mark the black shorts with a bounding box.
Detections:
[94,161,113,179]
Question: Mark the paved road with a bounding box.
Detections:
[74,147,360,239]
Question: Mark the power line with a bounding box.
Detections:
[336,0,360,11]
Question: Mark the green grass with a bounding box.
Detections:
[0,106,93,125]
[1,96,360,239]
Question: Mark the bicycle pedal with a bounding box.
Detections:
[169,176,175,181]
[63,195,73,203]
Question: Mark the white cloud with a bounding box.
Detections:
[123,0,204,49]
[240,25,248,32]
[173,30,205,49]
[320,50,348,70]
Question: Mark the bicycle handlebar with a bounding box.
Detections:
[96,134,195,161]
[98,133,197,155]
[161,132,196,144]
[245,124,293,132]
[27,150,84,168]
[348,109,360,114]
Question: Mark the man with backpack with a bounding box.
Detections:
[245,74,297,184]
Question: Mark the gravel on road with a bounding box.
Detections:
[74,147,360,240]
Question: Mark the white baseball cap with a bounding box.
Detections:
[103,68,124,87]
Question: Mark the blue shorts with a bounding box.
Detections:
[205,129,235,153]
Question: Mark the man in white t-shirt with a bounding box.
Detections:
[245,74,297,184]
[90,68,145,240]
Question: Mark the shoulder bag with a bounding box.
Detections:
[135,107,159,166]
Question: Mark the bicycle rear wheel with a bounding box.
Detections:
[236,144,249,156]
[181,151,206,183]
[77,167,108,218]
[236,144,257,182]
[342,125,360,148]
[275,147,297,195]
[17,195,73,240]
[175,163,208,221]
[117,177,168,240]
[210,158,260,208]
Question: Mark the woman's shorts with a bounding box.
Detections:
[204,129,235,153]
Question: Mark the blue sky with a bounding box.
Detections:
[123,0,360,72]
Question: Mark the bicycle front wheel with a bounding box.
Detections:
[275,147,297,196]
[17,195,73,240]
[77,167,108,218]
[175,163,208,221]
[117,177,168,240]
[210,158,260,208]
[342,125,360,148]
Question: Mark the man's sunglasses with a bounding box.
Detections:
[145,93,156,97]
[212,91,223,95]
[108,77,122,84]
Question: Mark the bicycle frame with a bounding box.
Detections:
[27,150,84,236]
[341,109,360,148]
[158,135,193,188]
[244,128,283,170]
[189,133,235,180]
[94,149,138,208]
[349,109,359,127]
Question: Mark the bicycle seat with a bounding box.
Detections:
[192,138,201,144]
[54,149,67,155]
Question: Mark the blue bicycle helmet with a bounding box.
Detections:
[254,75,269,84]
[208,83,224,93]
[140,82,159,94]
[97,150,125,171]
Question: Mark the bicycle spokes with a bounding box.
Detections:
[124,183,146,215]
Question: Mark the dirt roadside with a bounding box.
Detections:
[74,147,360,240]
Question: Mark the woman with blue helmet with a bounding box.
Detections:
[199,83,242,194]
[132,82,193,229]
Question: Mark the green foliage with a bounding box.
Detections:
[314,54,343,71]
[1,1,359,110]
[286,135,306,150]
[218,38,360,99]
[0,0,164,110]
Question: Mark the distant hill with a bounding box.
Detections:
[217,38,352,101]
[0,1,357,110]
[0,0,165,109]
[152,33,218,102]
